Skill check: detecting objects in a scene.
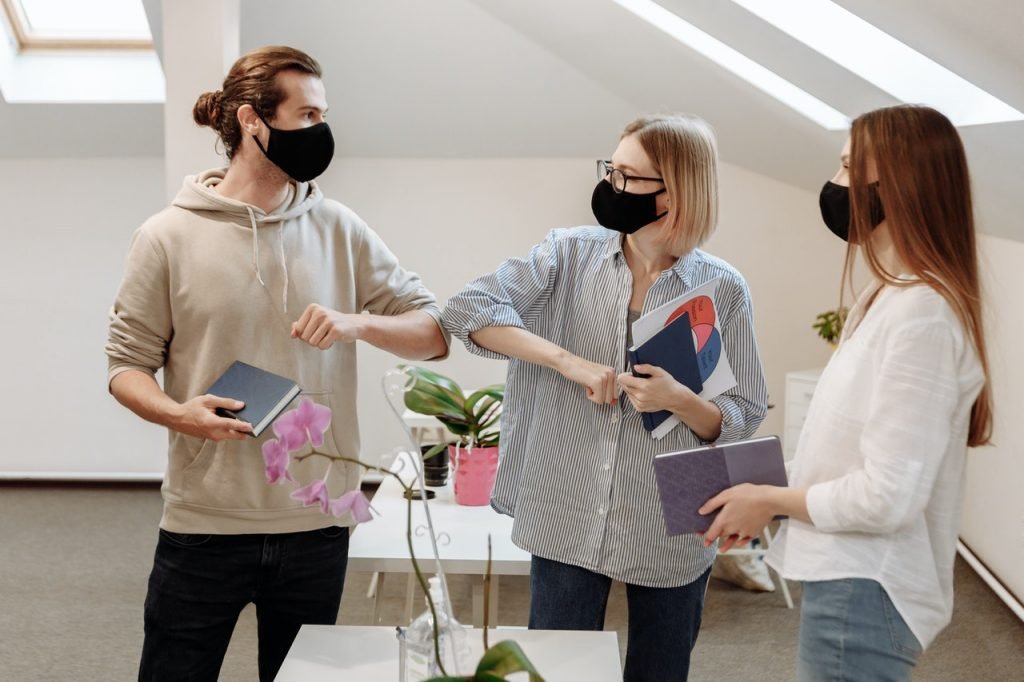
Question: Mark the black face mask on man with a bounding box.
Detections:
[591,179,667,235]
[818,181,886,242]
[253,114,335,183]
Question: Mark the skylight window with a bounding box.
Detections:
[2,0,152,48]
[729,0,1023,126]
[611,0,850,130]
[0,0,162,102]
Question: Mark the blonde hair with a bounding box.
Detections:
[622,114,719,255]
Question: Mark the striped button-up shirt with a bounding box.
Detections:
[442,227,768,587]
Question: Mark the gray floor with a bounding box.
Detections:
[1,483,1022,681]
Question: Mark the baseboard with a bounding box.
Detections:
[957,539,1024,623]
[0,471,163,482]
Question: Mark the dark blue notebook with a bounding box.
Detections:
[205,361,301,437]
[653,436,789,535]
[628,311,704,432]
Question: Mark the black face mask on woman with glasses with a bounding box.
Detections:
[591,180,667,235]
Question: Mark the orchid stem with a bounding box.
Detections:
[295,449,448,676]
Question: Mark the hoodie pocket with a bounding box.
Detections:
[177,391,358,513]
[182,438,215,476]
[299,391,348,458]
[296,390,363,500]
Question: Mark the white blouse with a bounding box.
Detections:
[767,280,985,649]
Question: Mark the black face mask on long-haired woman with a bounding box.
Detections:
[591,180,667,235]
[819,181,886,242]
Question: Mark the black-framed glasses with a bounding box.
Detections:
[596,159,664,194]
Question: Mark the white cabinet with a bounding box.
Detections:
[783,369,823,460]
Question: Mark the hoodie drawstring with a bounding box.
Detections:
[278,225,290,315]
[248,205,290,315]
[248,206,266,288]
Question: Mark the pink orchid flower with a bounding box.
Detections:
[261,438,294,485]
[274,398,332,451]
[291,478,330,514]
[329,490,375,523]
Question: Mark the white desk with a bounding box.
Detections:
[277,625,622,681]
[348,451,531,625]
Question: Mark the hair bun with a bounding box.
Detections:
[192,90,224,128]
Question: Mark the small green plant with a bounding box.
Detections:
[400,365,504,460]
[812,307,847,346]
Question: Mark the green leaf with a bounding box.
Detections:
[477,414,501,434]
[471,396,499,422]
[405,383,466,417]
[421,442,449,462]
[399,367,504,443]
[402,365,465,397]
[464,384,505,412]
[474,640,545,682]
[476,432,500,448]
[438,418,472,436]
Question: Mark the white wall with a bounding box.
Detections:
[960,234,1024,610]
[0,158,168,478]
[0,156,839,477]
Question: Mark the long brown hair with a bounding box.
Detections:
[193,46,323,159]
[844,104,992,446]
[622,114,719,256]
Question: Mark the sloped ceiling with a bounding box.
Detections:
[1,0,1020,239]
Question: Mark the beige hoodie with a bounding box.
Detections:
[107,169,446,534]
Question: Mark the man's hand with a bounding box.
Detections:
[291,303,364,350]
[170,395,252,441]
[556,354,618,405]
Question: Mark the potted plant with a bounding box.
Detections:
[812,307,847,349]
[400,366,504,506]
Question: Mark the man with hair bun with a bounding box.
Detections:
[106,45,448,682]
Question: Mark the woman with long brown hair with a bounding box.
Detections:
[700,104,992,680]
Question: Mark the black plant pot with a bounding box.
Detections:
[420,444,449,487]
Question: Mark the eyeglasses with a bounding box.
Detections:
[596,159,664,194]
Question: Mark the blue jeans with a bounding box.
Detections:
[529,555,711,682]
[798,578,923,682]
[139,527,350,682]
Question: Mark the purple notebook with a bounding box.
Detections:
[653,436,788,535]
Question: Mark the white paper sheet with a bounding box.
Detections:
[629,276,738,439]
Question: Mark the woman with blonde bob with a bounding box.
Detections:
[702,105,993,681]
[443,114,768,681]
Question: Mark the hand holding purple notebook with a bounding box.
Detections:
[653,436,788,535]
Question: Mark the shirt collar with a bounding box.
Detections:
[604,231,697,287]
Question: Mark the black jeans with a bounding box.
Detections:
[139,527,350,682]
[529,555,711,682]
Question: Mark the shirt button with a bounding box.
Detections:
[598,507,606,515]
[611,411,620,423]
[603,462,611,471]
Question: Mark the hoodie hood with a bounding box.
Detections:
[173,168,324,220]
[172,168,324,313]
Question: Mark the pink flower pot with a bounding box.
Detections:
[450,444,499,506]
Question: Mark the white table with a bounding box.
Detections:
[348,451,531,626]
[277,625,622,681]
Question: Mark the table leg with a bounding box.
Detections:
[405,572,417,624]
[371,572,385,624]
